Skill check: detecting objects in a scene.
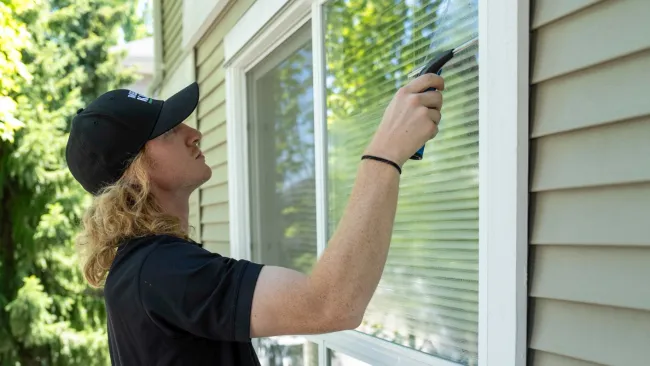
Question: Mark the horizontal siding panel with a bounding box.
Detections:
[531,350,607,366]
[201,203,229,224]
[198,84,226,118]
[189,204,199,218]
[188,214,197,229]
[207,146,227,169]
[201,123,226,148]
[201,183,228,206]
[185,110,198,129]
[199,70,225,99]
[531,49,650,137]
[531,0,604,29]
[531,183,650,246]
[161,0,183,74]
[162,23,181,51]
[202,121,227,148]
[204,142,227,167]
[532,0,650,82]
[161,0,179,14]
[162,2,182,41]
[202,222,230,242]
[196,34,222,67]
[529,298,650,365]
[204,163,228,187]
[530,245,650,310]
[199,104,227,133]
[197,44,224,82]
[202,241,230,256]
[196,0,254,65]
[164,27,183,60]
[531,116,650,191]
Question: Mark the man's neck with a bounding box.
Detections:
[152,187,190,232]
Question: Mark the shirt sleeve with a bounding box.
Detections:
[138,240,264,342]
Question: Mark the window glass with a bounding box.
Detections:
[247,21,317,274]
[323,1,479,364]
[256,337,319,366]
[328,349,372,366]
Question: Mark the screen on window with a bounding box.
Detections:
[323,1,479,364]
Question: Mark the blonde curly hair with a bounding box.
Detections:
[75,147,189,288]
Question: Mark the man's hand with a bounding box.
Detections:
[364,73,445,166]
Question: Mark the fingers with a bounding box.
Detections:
[403,73,445,93]
[429,123,439,140]
[418,90,443,110]
[428,108,441,125]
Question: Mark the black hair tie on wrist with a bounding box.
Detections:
[361,155,402,175]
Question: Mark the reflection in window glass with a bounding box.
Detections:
[328,349,372,366]
[256,337,319,366]
[323,1,479,365]
[247,22,317,274]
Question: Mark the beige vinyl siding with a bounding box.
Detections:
[161,0,183,77]
[528,0,650,365]
[195,0,256,255]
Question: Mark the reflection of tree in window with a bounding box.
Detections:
[255,337,319,366]
[323,1,479,365]
[249,29,317,275]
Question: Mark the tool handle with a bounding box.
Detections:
[410,68,444,160]
[409,50,452,160]
[419,49,454,77]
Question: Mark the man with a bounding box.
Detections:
[66,73,444,365]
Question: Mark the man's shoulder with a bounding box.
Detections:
[118,234,205,255]
[110,235,208,275]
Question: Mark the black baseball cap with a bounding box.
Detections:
[66,82,199,195]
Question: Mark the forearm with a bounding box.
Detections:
[309,159,400,323]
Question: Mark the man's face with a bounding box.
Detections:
[144,122,212,193]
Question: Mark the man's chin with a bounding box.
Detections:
[197,165,212,186]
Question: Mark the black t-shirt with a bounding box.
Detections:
[104,234,264,365]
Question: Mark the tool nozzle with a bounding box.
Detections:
[407,37,478,79]
[452,37,478,55]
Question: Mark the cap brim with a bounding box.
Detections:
[149,82,199,139]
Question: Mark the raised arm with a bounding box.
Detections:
[250,73,445,338]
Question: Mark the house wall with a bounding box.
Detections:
[161,0,183,77]
[194,0,256,255]
[528,0,650,365]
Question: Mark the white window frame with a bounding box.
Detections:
[224,0,529,365]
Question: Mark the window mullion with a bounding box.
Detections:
[312,0,329,258]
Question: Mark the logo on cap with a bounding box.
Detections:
[127,90,153,104]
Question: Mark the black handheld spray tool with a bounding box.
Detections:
[409,36,478,160]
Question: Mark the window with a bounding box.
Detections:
[225,0,528,365]
[328,350,371,366]
[323,0,479,364]
[245,20,319,363]
[255,337,319,366]
[247,21,317,274]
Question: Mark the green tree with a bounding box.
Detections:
[0,0,32,144]
[0,0,146,364]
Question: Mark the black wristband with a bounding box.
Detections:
[361,155,402,175]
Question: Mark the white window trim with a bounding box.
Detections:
[224,0,307,64]
[477,0,529,365]
[225,0,530,365]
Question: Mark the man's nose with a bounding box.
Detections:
[188,126,202,146]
